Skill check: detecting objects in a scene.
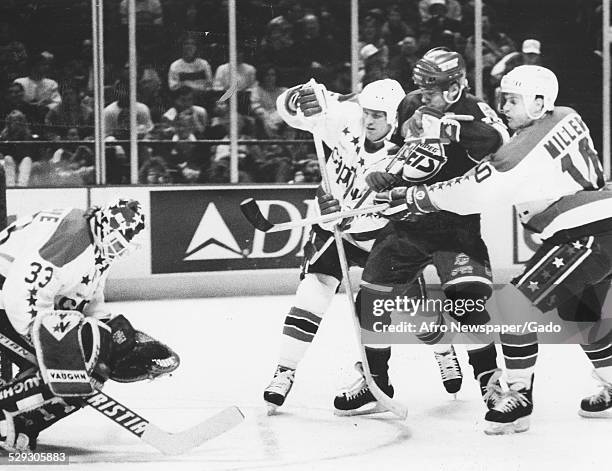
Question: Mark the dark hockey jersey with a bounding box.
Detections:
[391,90,508,231]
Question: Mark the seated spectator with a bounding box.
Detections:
[329,62,353,95]
[250,65,288,138]
[0,81,45,134]
[382,3,414,48]
[420,0,462,48]
[291,157,320,183]
[0,110,35,187]
[419,0,463,23]
[294,13,340,80]
[255,16,306,87]
[464,14,516,72]
[138,155,172,184]
[14,52,62,111]
[213,47,257,92]
[168,36,213,95]
[45,81,93,140]
[388,35,420,91]
[358,12,388,70]
[119,0,163,26]
[103,79,153,140]
[0,40,28,85]
[161,86,208,139]
[360,44,388,88]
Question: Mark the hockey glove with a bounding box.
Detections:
[298,80,328,117]
[374,185,438,221]
[317,191,341,216]
[365,171,403,192]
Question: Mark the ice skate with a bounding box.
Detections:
[434,345,462,397]
[263,366,295,414]
[334,363,394,416]
[479,369,503,409]
[484,376,533,435]
[579,370,612,418]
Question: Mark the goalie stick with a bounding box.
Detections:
[0,330,244,455]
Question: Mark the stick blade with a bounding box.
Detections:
[240,198,273,232]
[142,406,245,455]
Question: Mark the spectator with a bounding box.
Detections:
[382,3,414,48]
[213,47,257,92]
[161,86,208,139]
[388,35,420,91]
[0,40,28,86]
[329,62,353,95]
[419,0,463,23]
[14,52,62,111]
[103,79,153,140]
[0,110,34,187]
[138,155,172,184]
[294,14,340,78]
[250,65,288,138]
[464,15,516,72]
[420,0,462,49]
[45,82,93,140]
[119,0,163,26]
[168,36,214,94]
[0,82,44,134]
[292,157,320,183]
[255,16,306,87]
[360,44,388,88]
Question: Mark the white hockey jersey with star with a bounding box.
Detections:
[277,89,399,237]
[0,208,111,336]
[426,107,611,240]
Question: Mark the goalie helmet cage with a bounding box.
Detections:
[0,164,10,382]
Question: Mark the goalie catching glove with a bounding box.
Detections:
[374,185,438,221]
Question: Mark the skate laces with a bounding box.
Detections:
[435,349,461,380]
[588,371,612,405]
[482,378,503,406]
[495,388,530,413]
[342,375,369,400]
[268,368,295,393]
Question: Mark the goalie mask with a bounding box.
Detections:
[500,65,558,120]
[89,199,146,261]
[413,47,467,104]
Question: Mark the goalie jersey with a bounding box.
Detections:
[426,107,611,241]
[277,89,399,237]
[0,208,110,336]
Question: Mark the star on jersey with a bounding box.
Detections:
[342,127,350,135]
[552,257,565,268]
[571,241,583,250]
[28,308,38,318]
[81,275,91,285]
[351,136,359,146]
[528,281,539,292]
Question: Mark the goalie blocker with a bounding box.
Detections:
[0,309,179,451]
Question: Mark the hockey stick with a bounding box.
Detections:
[240,198,389,233]
[0,331,244,455]
[311,132,408,420]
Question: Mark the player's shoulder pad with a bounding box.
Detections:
[39,208,92,267]
[453,93,493,119]
[490,112,566,172]
[397,91,422,121]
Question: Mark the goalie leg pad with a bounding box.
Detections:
[32,311,112,397]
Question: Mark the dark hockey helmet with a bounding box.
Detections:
[413,47,467,92]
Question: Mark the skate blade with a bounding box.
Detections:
[334,402,388,417]
[578,409,612,418]
[484,416,530,435]
[265,402,280,416]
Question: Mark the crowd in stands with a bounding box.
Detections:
[0,0,603,186]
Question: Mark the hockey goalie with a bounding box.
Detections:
[0,198,180,452]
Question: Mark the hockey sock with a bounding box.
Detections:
[365,346,391,380]
[278,273,337,370]
[581,333,612,383]
[467,343,498,382]
[500,332,538,388]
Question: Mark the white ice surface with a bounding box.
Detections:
[19,295,610,471]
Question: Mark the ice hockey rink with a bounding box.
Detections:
[21,293,608,471]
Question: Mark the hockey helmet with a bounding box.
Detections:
[500,65,558,119]
[89,198,146,261]
[358,78,406,125]
[413,47,467,103]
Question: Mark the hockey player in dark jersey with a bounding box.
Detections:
[334,48,509,415]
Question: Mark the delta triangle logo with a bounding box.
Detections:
[183,203,245,260]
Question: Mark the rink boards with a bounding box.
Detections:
[7,185,536,300]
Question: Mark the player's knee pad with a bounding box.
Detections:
[33,310,113,397]
[444,282,492,325]
[294,273,339,316]
[105,314,180,383]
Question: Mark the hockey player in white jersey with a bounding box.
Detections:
[374,65,612,432]
[0,199,179,451]
[262,78,427,413]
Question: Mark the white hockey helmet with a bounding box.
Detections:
[500,65,558,119]
[358,79,406,125]
[89,198,146,261]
